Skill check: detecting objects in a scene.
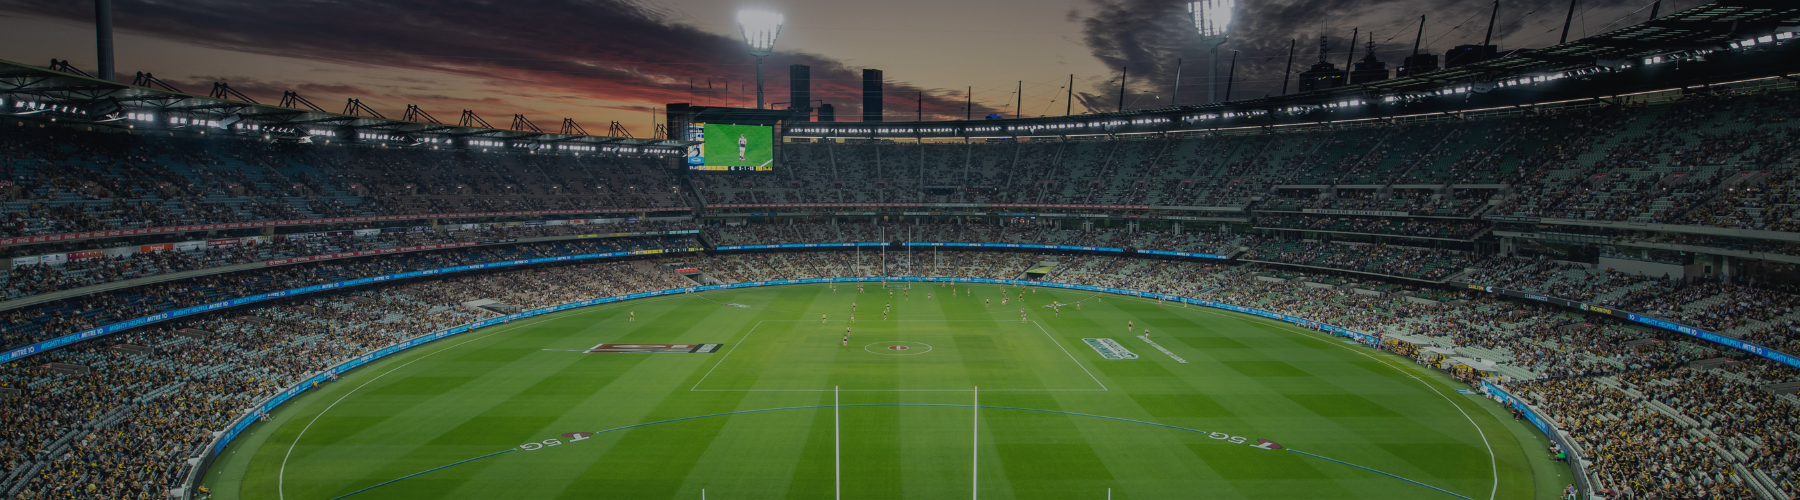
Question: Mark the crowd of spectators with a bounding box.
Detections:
[1243,241,1489,281]
[0,220,695,301]
[7,88,1798,244]
[3,85,1800,500]
[704,220,1252,256]
[0,120,689,240]
[0,235,698,351]
[1,248,1795,499]
[1463,257,1800,352]
[0,259,691,499]
[1494,90,1800,228]
[1258,214,1486,239]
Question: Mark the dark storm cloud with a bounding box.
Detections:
[0,0,1000,121]
[1073,0,1653,109]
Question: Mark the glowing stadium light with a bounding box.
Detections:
[737,9,784,110]
[737,9,783,55]
[1187,0,1234,105]
[1187,0,1233,38]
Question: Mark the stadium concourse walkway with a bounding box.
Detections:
[196,281,1573,500]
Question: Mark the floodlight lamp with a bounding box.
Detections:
[737,9,784,57]
[1188,0,1234,39]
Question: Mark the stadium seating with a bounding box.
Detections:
[0,236,697,352]
[0,260,693,499]
[0,121,690,240]
[5,76,1800,500]
[0,220,693,301]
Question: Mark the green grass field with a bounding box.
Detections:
[205,284,1572,500]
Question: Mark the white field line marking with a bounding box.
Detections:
[835,386,841,500]
[862,341,934,356]
[1185,307,1499,500]
[1136,335,1188,363]
[690,317,1109,392]
[972,385,979,500]
[278,295,687,500]
[1031,321,1109,391]
[278,313,553,500]
[690,320,765,391]
[687,388,1106,392]
[756,318,1044,321]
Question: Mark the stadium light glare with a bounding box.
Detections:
[737,9,783,56]
[737,9,785,109]
[1188,0,1233,38]
[1187,0,1234,105]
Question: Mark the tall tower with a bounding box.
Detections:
[95,0,114,81]
[789,64,812,121]
[1296,36,1345,92]
[862,69,884,122]
[1350,39,1390,84]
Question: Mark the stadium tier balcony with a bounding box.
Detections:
[0,120,692,244]
[0,220,695,302]
[683,89,1800,255]
[702,220,1252,257]
[1255,215,1488,240]
[1241,241,1490,281]
[1494,91,1800,229]
[0,236,697,354]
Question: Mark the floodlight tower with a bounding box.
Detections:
[1188,0,1234,104]
[737,9,785,110]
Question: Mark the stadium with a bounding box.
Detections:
[2,0,1799,499]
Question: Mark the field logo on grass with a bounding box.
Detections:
[1082,338,1138,360]
[864,341,932,355]
[543,344,722,353]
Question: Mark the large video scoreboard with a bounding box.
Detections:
[686,123,775,172]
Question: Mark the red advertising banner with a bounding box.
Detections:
[263,242,478,266]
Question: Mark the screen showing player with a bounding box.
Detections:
[687,123,774,172]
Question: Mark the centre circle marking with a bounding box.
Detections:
[863,341,932,356]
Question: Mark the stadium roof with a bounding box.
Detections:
[786,0,1800,139]
[5,0,1796,144]
[1331,0,1800,95]
[0,58,692,154]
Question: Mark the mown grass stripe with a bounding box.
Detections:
[1285,449,1474,500]
[330,404,1471,499]
[329,449,517,500]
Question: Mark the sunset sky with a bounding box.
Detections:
[0,0,1684,136]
